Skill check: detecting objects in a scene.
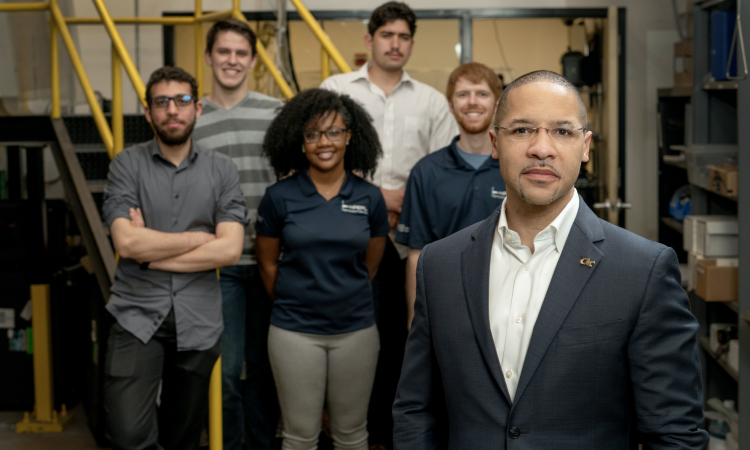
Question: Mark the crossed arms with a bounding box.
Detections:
[111,207,244,272]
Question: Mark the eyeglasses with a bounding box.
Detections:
[495,126,586,144]
[303,126,348,143]
[150,95,195,109]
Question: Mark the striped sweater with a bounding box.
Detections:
[193,91,283,265]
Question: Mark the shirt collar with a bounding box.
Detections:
[497,189,580,253]
[353,62,413,88]
[298,169,354,199]
[149,138,199,165]
[447,135,497,171]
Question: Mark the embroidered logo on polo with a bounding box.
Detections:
[397,224,410,233]
[491,187,507,199]
[341,201,368,215]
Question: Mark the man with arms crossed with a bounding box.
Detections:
[393,70,707,449]
[102,66,246,450]
[193,19,283,450]
[397,62,505,330]
[320,3,457,446]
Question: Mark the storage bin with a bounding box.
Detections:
[683,215,738,257]
[684,144,738,189]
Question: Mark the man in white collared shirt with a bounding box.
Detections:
[320,3,457,447]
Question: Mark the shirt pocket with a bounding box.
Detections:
[557,319,626,347]
[403,116,430,158]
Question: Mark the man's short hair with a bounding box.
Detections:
[205,19,257,56]
[368,2,417,37]
[446,63,503,102]
[494,70,587,128]
[145,66,198,105]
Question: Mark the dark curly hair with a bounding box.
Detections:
[263,89,382,179]
[145,66,197,105]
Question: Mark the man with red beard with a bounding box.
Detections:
[396,62,505,329]
[102,66,247,450]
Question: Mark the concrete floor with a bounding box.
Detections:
[0,405,104,450]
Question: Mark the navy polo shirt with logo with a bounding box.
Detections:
[255,170,390,335]
[396,135,507,250]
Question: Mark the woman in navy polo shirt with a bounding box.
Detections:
[256,89,389,450]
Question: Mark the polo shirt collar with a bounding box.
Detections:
[149,138,200,166]
[447,135,497,171]
[496,189,580,254]
[298,169,354,199]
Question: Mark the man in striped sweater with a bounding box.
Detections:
[193,19,283,450]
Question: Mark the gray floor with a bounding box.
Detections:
[0,404,104,450]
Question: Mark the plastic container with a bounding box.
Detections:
[711,9,738,81]
[684,144,738,189]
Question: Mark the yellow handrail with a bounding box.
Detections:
[288,0,351,74]
[112,45,124,155]
[65,17,195,25]
[321,47,331,81]
[91,0,147,109]
[195,0,204,99]
[197,9,234,23]
[49,2,114,155]
[50,2,60,119]
[0,2,48,12]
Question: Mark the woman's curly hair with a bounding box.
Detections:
[263,89,382,179]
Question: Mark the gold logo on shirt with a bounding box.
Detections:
[580,258,595,267]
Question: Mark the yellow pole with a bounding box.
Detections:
[321,47,331,81]
[50,1,61,119]
[30,284,54,423]
[90,0,147,108]
[209,357,222,450]
[65,16,196,25]
[50,4,114,155]
[0,2,48,12]
[231,10,293,100]
[112,44,124,157]
[196,9,233,23]
[288,0,350,73]
[195,0,203,99]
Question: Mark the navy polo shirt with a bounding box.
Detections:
[396,135,507,250]
[255,170,390,335]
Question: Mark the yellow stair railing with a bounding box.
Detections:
[2,0,354,446]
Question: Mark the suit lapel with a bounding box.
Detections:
[461,208,512,404]
[511,202,605,407]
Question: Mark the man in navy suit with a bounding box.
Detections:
[392,70,708,449]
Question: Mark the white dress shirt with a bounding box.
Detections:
[488,191,580,402]
[320,63,458,190]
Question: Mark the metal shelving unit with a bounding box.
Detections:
[689,1,750,445]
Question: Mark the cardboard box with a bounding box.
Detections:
[695,259,738,301]
[687,252,737,291]
[708,163,738,197]
[683,215,738,257]
[674,40,693,87]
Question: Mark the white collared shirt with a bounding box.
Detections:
[488,191,580,402]
[320,63,458,190]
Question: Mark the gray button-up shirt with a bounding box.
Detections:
[102,139,247,351]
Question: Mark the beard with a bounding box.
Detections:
[455,110,493,134]
[153,118,195,146]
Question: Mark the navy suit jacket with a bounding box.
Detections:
[393,199,708,449]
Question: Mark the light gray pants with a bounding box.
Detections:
[268,324,380,450]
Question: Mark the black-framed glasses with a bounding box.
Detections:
[303,126,348,143]
[150,95,195,109]
[495,126,586,144]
